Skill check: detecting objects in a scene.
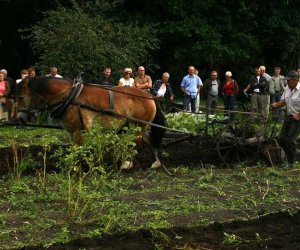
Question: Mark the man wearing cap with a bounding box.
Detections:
[272,70,300,168]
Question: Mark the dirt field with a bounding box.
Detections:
[0,136,299,249]
[48,210,300,249]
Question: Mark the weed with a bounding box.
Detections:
[10,140,38,179]
[0,215,6,227]
[222,232,248,245]
[44,224,71,248]
[53,120,139,220]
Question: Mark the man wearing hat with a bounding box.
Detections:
[272,70,300,168]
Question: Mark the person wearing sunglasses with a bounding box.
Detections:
[118,68,134,87]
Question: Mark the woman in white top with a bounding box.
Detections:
[118,68,134,87]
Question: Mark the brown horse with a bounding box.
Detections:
[15,77,166,168]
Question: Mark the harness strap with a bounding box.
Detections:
[49,83,83,119]
[77,104,85,130]
[108,90,114,111]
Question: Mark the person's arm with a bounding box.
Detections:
[135,79,147,89]
[271,101,286,108]
[258,76,268,87]
[180,78,188,94]
[135,76,152,89]
[151,80,158,96]
[5,81,11,97]
[203,79,209,95]
[181,86,188,95]
[118,80,122,87]
[233,80,239,95]
[134,77,139,88]
[244,84,250,93]
[197,85,201,95]
[147,76,152,89]
[167,84,174,101]
[199,79,204,89]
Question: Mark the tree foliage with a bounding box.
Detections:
[1,0,300,84]
[30,1,158,81]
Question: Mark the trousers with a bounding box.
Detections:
[279,115,300,164]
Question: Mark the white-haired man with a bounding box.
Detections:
[47,67,62,78]
[260,65,271,118]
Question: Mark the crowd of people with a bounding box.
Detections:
[1,65,300,118]
[78,64,300,168]
[0,67,63,123]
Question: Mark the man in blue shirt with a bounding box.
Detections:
[181,66,203,113]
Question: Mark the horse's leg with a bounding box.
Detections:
[150,147,161,169]
[141,129,162,169]
[72,129,83,145]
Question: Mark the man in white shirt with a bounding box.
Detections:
[272,70,300,168]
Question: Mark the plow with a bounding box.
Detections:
[162,105,285,166]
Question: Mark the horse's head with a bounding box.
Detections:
[15,77,34,112]
[15,77,47,112]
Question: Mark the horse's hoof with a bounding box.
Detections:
[121,160,133,170]
[151,160,161,169]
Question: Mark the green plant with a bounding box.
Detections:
[10,140,38,179]
[58,225,71,243]
[37,137,56,192]
[222,232,248,245]
[53,120,139,220]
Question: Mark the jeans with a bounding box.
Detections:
[183,94,197,113]
[223,95,236,121]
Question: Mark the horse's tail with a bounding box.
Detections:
[150,100,166,148]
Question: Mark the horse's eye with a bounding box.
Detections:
[19,96,24,100]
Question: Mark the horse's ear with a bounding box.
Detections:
[23,77,30,86]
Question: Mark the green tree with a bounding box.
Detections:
[29,0,158,81]
[122,0,300,86]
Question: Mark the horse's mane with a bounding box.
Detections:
[30,77,49,94]
[30,77,73,94]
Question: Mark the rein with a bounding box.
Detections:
[90,84,160,102]
[70,101,192,134]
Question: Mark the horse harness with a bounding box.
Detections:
[48,83,118,129]
[49,83,84,119]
